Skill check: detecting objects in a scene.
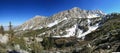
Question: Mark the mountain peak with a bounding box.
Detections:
[68,7,81,12]
[92,10,105,15]
[71,7,80,10]
[34,15,47,18]
[16,7,105,31]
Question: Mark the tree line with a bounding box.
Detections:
[0,22,13,36]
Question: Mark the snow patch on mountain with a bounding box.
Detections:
[23,24,29,30]
[47,17,68,27]
[77,23,99,38]
[53,19,99,38]
[47,20,59,27]
[87,14,100,18]
[30,26,33,29]
[33,26,43,30]
[64,24,76,37]
[53,24,76,38]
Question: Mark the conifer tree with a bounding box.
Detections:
[0,25,4,35]
[9,22,14,36]
[8,22,14,44]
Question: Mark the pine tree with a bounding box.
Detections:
[9,22,12,32]
[9,22,14,36]
[0,25,4,35]
[8,22,14,44]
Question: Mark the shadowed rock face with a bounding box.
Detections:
[72,13,120,53]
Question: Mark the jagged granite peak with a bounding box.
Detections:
[70,7,81,12]
[51,7,105,20]
[15,7,105,31]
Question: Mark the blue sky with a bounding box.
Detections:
[0,0,120,26]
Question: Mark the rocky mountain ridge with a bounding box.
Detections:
[15,7,105,39]
[16,7,104,31]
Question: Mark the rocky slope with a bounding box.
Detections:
[16,16,48,31]
[40,13,120,53]
[72,13,120,53]
[15,7,105,39]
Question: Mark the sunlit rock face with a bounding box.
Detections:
[15,7,105,38]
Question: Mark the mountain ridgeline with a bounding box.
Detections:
[15,7,105,38]
[4,7,119,53]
